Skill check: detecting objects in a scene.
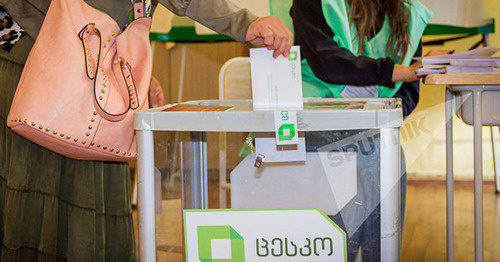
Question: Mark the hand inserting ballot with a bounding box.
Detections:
[245,16,294,59]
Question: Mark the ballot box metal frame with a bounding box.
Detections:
[134,98,403,262]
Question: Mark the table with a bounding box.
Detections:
[134,98,403,261]
[423,73,500,262]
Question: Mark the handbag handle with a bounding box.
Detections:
[133,0,150,17]
[79,24,98,80]
[77,2,147,81]
[78,24,139,122]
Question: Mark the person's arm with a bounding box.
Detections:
[291,0,396,88]
[159,0,293,57]
[394,42,422,117]
[157,0,256,43]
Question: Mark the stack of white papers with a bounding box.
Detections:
[416,47,500,75]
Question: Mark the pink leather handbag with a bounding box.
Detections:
[7,0,152,161]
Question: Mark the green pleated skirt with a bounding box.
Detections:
[0,36,136,261]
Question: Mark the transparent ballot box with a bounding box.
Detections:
[134,98,403,262]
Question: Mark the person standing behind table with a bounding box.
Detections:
[0,0,292,261]
[291,0,439,116]
[290,0,450,261]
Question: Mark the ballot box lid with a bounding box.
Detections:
[134,98,402,132]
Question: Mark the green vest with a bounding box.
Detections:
[270,0,295,34]
[302,0,433,98]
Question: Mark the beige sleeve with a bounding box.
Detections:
[157,0,258,43]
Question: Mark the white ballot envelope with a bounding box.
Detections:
[250,46,303,110]
[250,46,305,162]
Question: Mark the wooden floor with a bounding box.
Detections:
[402,182,500,262]
[133,181,500,261]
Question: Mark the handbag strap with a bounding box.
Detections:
[132,0,149,19]
[79,24,98,80]
[78,23,138,122]
[118,57,140,111]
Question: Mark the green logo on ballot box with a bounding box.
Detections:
[185,209,347,261]
[197,225,245,261]
[278,124,296,141]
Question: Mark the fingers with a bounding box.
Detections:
[409,62,422,82]
[261,28,275,47]
[273,37,291,58]
[408,74,420,82]
[155,86,165,107]
[272,21,293,58]
[268,18,292,58]
[410,60,422,70]
[246,16,293,59]
[269,25,285,58]
[148,77,164,108]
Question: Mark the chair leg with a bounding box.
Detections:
[219,132,228,208]
[132,167,138,207]
[483,33,491,47]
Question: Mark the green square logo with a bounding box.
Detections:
[197,225,245,261]
[278,124,296,141]
[288,51,298,61]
